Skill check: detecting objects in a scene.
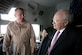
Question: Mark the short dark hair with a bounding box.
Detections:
[15,7,24,14]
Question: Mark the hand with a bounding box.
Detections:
[31,47,35,54]
[6,50,11,55]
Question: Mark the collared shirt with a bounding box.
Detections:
[54,28,65,40]
[3,20,36,55]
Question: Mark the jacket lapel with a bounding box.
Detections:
[52,27,70,50]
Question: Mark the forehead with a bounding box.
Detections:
[53,12,64,21]
[15,9,24,13]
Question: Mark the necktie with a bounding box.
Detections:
[48,31,60,55]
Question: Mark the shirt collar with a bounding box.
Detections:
[57,28,65,33]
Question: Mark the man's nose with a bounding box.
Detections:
[52,21,55,24]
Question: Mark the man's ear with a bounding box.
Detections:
[64,21,68,26]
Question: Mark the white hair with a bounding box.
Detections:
[58,9,73,23]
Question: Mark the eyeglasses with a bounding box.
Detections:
[52,19,65,24]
